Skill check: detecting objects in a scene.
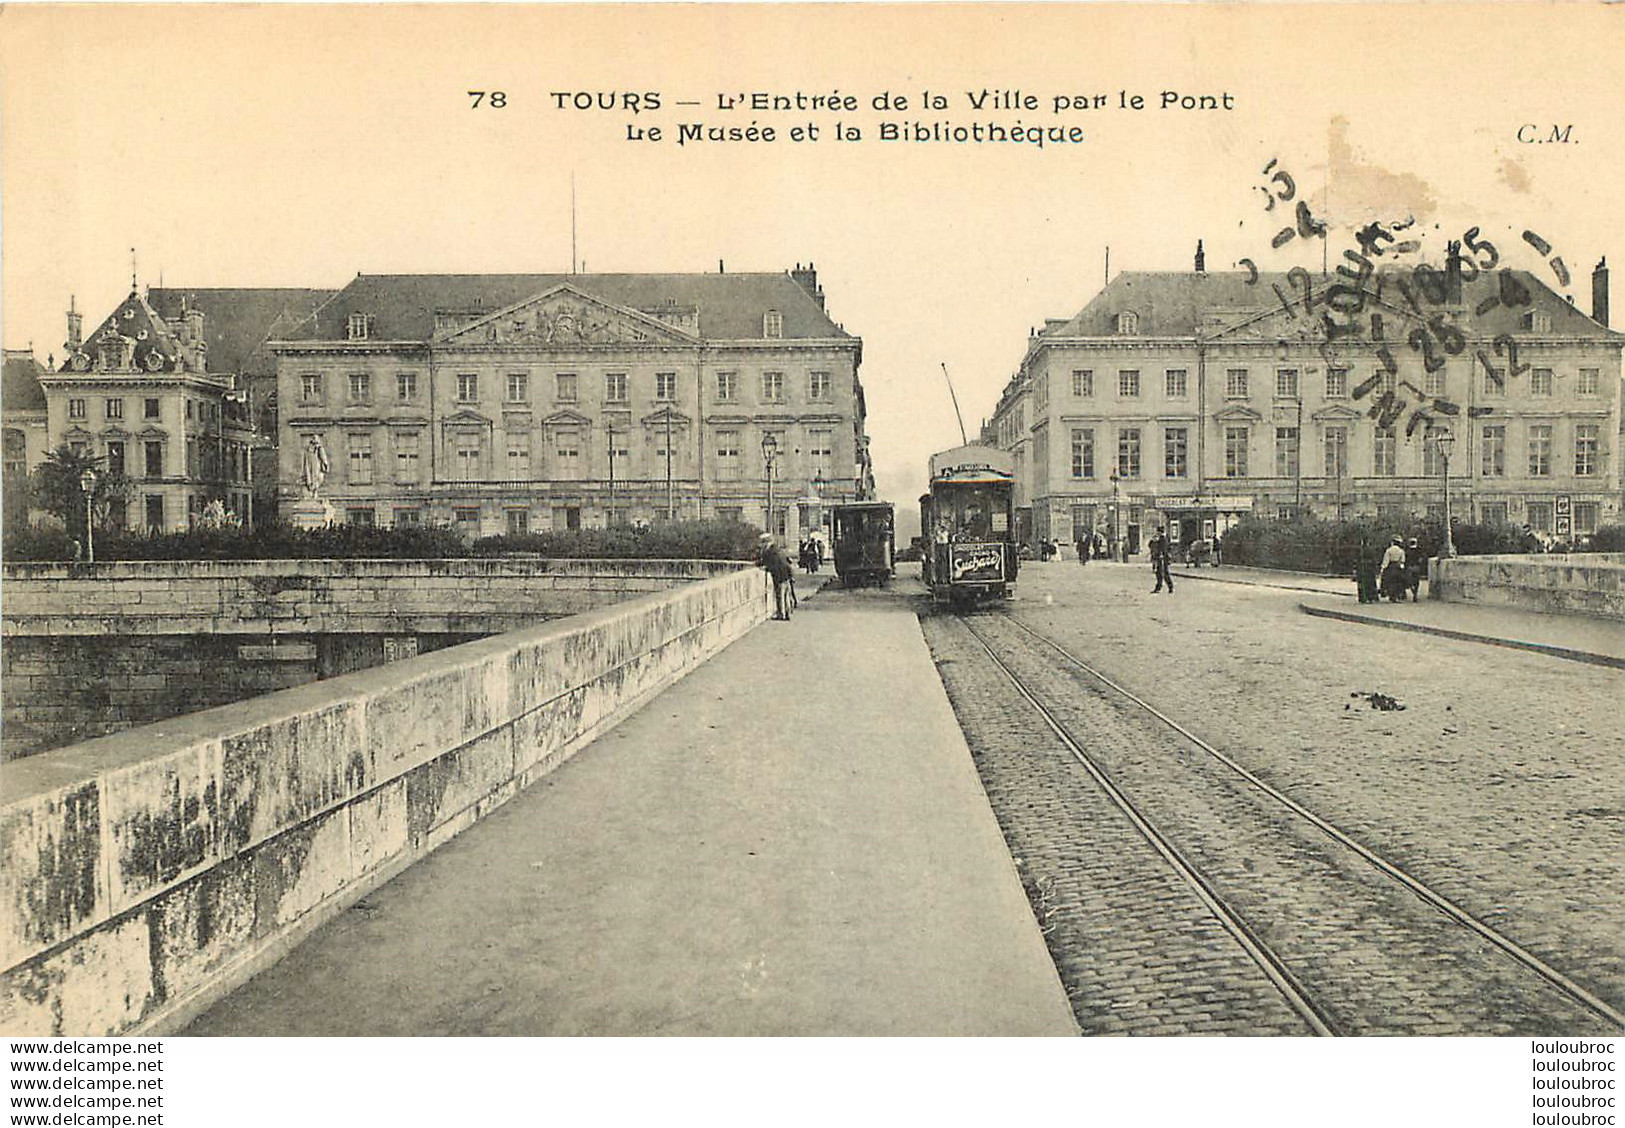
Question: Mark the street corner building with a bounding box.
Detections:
[984,246,1623,555]
[268,264,871,540]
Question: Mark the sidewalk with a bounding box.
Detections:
[183,585,1078,1036]
[1169,563,1353,597]
[1299,595,1625,669]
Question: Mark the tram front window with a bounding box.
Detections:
[950,490,998,542]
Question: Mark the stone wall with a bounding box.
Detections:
[1,558,742,636]
[0,566,768,1036]
[1429,553,1625,621]
[2,558,740,759]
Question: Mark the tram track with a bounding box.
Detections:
[925,607,1624,1035]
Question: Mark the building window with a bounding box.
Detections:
[454,507,481,538]
[716,430,741,480]
[763,310,783,339]
[1226,369,1248,399]
[1275,427,1299,478]
[186,400,195,421]
[103,441,124,477]
[656,372,676,401]
[455,434,483,481]
[346,507,376,527]
[507,373,529,403]
[1423,431,1445,478]
[1324,427,1347,478]
[1424,368,1445,398]
[1575,424,1599,476]
[1224,426,1249,478]
[1276,369,1300,399]
[1116,428,1141,478]
[1116,310,1139,335]
[145,495,164,530]
[397,372,418,401]
[347,313,369,341]
[1525,310,1552,334]
[457,374,478,403]
[1072,370,1093,398]
[144,441,164,477]
[1527,501,1553,534]
[1325,368,1348,398]
[555,373,577,402]
[1164,427,1188,478]
[1481,426,1506,477]
[1575,502,1598,534]
[393,507,422,527]
[395,432,420,483]
[346,373,369,403]
[68,398,86,420]
[506,508,530,536]
[605,372,627,402]
[607,429,630,472]
[1528,425,1552,476]
[301,374,324,403]
[144,397,161,419]
[1578,368,1600,395]
[507,433,530,480]
[1482,364,1505,397]
[809,371,831,400]
[347,434,373,485]
[553,429,580,478]
[762,372,784,402]
[104,398,123,420]
[716,372,738,401]
[1379,369,1397,396]
[1374,426,1396,476]
[714,506,743,524]
[808,429,832,478]
[1165,369,1188,398]
[1531,368,1553,396]
[1070,428,1094,479]
[1117,370,1140,398]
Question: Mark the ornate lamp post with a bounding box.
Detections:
[1433,427,1456,558]
[79,468,97,564]
[761,433,779,538]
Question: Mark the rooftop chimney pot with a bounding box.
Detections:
[1593,257,1610,327]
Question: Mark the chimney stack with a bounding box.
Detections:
[65,295,82,350]
[1194,240,1205,274]
[790,262,824,308]
[1593,257,1609,327]
[1445,240,1464,305]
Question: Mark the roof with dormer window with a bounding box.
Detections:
[65,291,183,374]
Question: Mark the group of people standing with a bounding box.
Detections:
[1072,529,1110,565]
[1356,534,1426,604]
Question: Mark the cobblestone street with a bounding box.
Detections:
[915,560,1624,1034]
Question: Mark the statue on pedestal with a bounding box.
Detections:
[300,435,330,499]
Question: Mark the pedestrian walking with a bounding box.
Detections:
[1354,533,1379,603]
[1149,526,1175,593]
[1379,535,1409,603]
[758,534,795,620]
[1403,537,1425,602]
[1076,532,1091,565]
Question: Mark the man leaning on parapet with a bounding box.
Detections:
[757,533,795,621]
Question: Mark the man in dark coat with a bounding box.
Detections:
[1354,533,1380,603]
[1149,527,1175,593]
[758,534,795,620]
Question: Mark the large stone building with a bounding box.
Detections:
[4,287,333,532]
[989,248,1623,555]
[269,265,869,539]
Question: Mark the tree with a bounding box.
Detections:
[27,447,133,538]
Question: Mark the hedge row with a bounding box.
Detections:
[1217,516,1625,574]
[0,519,763,563]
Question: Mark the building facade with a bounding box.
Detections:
[3,349,52,527]
[996,251,1623,555]
[270,265,868,539]
[32,292,260,532]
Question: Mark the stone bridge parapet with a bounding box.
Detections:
[1429,552,1625,622]
[0,565,768,1036]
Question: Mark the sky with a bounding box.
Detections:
[4,3,1622,536]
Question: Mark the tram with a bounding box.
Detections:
[919,444,1019,605]
[831,501,896,587]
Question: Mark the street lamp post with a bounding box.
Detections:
[761,433,779,538]
[606,424,617,527]
[1109,470,1122,562]
[1434,427,1456,558]
[79,468,97,564]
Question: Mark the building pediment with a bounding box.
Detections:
[62,425,95,444]
[539,408,592,428]
[1311,404,1363,423]
[434,284,700,348]
[441,408,493,428]
[1213,403,1263,422]
[101,425,132,440]
[640,406,692,428]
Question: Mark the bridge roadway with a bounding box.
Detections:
[183,579,1079,1036]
